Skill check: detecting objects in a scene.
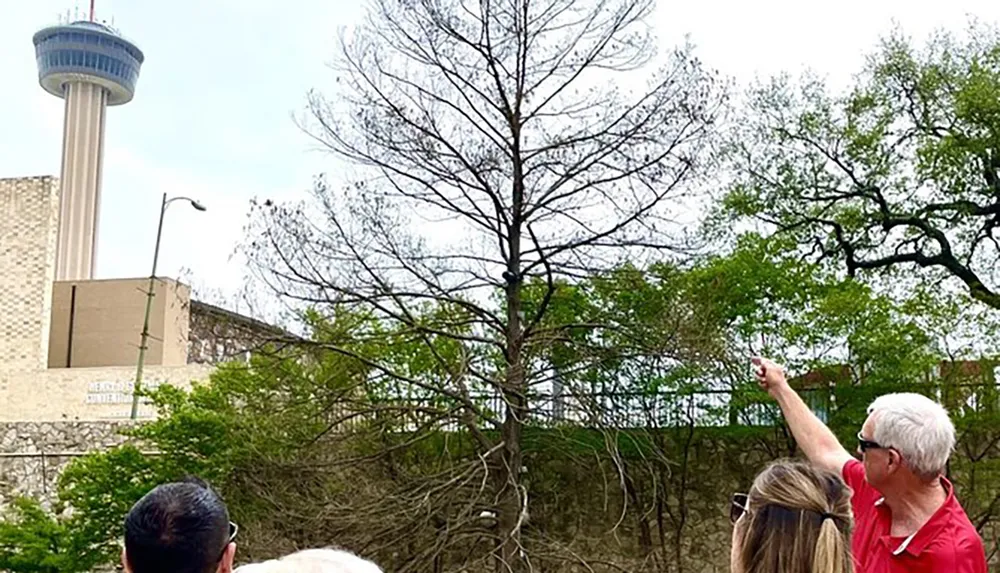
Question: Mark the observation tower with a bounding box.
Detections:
[32,4,144,280]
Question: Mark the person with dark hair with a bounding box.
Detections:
[122,476,238,573]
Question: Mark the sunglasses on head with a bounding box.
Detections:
[730,493,749,524]
[857,432,884,453]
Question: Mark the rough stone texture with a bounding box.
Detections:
[0,421,130,509]
[188,300,296,365]
[0,176,59,373]
[0,421,995,572]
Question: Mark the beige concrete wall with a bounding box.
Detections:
[0,177,60,373]
[48,278,190,368]
[0,363,213,421]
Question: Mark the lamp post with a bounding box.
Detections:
[131,192,206,420]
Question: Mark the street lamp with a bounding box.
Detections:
[131,193,207,420]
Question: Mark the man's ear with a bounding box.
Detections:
[219,542,237,573]
[121,548,132,573]
[887,448,903,472]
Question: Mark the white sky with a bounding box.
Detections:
[1,0,998,309]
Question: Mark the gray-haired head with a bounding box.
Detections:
[867,392,956,480]
[235,548,382,573]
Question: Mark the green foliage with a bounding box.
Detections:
[0,234,987,571]
[721,22,1000,309]
[0,497,99,573]
[40,306,493,567]
[2,173,998,572]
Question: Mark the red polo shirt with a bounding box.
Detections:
[842,459,987,572]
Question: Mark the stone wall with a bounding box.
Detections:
[0,421,995,572]
[188,300,295,365]
[0,421,129,508]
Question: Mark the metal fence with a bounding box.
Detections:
[341,388,828,432]
[345,382,1000,432]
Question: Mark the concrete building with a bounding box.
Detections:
[0,174,278,422]
[0,176,197,421]
[0,13,288,423]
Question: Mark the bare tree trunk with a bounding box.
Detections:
[245,0,724,568]
[497,277,527,571]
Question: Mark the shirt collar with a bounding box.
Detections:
[874,476,955,557]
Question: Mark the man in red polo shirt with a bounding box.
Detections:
[752,357,987,572]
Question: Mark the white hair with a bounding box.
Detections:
[235,549,383,573]
[867,392,956,479]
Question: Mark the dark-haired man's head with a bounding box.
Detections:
[123,477,237,573]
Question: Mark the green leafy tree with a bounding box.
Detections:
[49,307,508,569]
[527,234,970,570]
[0,498,97,573]
[723,24,1000,309]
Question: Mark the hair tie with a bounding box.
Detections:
[820,512,834,521]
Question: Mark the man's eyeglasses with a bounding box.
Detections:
[730,493,749,524]
[218,521,238,560]
[857,432,883,453]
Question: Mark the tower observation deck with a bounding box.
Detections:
[33,19,145,280]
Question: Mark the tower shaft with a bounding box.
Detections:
[34,19,144,279]
[55,81,107,280]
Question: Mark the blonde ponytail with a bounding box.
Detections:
[735,460,854,573]
[812,516,851,573]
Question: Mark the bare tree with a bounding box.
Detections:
[247,0,722,570]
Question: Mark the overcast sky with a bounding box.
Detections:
[1,0,998,311]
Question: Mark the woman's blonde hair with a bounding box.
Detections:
[235,548,383,573]
[734,459,853,573]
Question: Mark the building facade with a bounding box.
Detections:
[0,176,279,422]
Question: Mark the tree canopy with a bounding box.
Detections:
[723,25,1000,308]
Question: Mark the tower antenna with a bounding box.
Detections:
[89,0,95,22]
